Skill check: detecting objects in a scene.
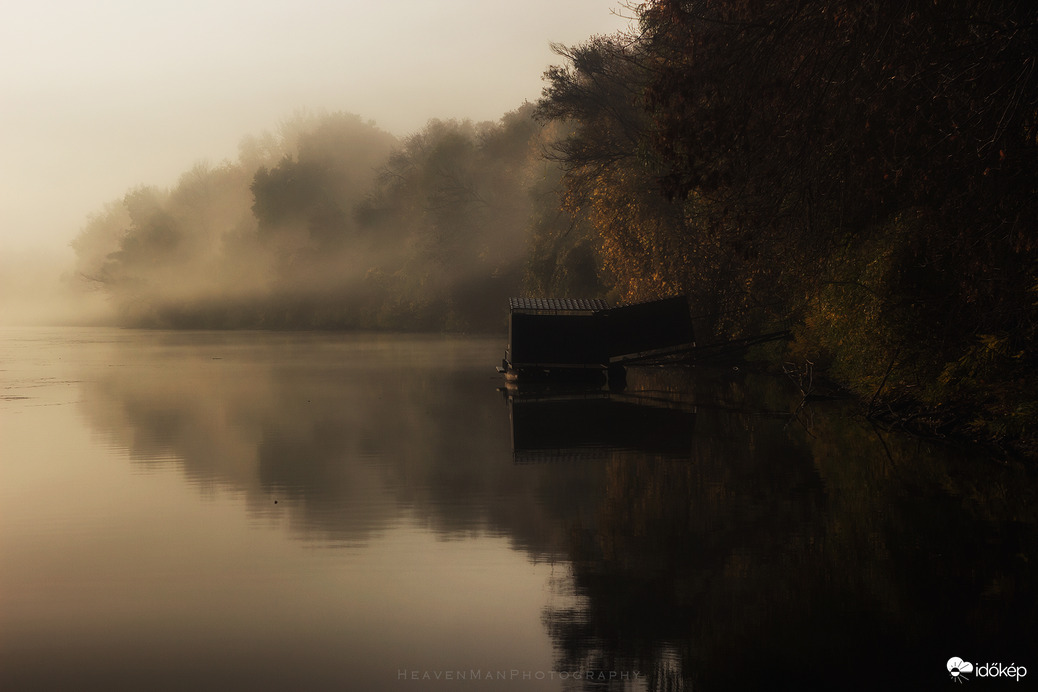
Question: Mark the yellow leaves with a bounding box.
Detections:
[978,333,1007,352]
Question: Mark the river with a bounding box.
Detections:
[1,327,1034,690]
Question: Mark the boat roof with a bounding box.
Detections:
[508,297,609,313]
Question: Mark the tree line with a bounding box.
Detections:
[536,0,1037,455]
[74,0,1037,454]
[73,109,567,331]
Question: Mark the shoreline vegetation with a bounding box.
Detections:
[71,0,1037,459]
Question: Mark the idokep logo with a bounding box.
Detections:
[948,658,974,683]
[948,657,1028,683]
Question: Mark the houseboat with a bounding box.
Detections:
[498,295,695,384]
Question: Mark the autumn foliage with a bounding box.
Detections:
[537,0,1038,453]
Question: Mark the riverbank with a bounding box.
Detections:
[740,342,1038,465]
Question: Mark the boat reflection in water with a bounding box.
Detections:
[503,375,696,464]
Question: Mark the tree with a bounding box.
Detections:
[251,113,397,249]
[538,0,1038,451]
[358,111,550,330]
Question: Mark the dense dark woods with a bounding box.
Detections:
[536,0,1038,455]
[73,0,1037,455]
[628,1,1038,446]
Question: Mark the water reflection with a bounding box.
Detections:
[4,330,587,690]
[75,332,604,551]
[539,370,1038,691]
[505,384,696,464]
[46,331,1038,689]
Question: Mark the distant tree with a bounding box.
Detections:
[251,113,397,249]
[71,200,132,285]
[355,110,552,330]
[105,186,181,277]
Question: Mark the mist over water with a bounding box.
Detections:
[0,248,110,327]
[39,108,560,332]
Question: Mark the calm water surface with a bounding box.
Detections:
[1,327,1035,691]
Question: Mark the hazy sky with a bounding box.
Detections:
[1,0,631,260]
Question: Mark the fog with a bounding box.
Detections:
[0,0,630,327]
[0,247,111,326]
[60,108,582,331]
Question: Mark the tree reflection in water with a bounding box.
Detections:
[537,368,1038,691]
[75,334,1037,691]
